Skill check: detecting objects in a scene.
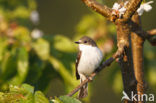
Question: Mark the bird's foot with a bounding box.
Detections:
[87,76,93,82]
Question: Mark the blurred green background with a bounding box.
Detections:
[0,0,155,103]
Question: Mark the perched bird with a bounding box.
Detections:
[75,36,103,98]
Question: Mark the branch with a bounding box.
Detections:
[129,17,156,46]
[122,0,143,21]
[67,47,124,97]
[81,0,112,19]
[134,28,156,39]
[147,29,156,36]
[131,14,145,101]
[116,20,138,103]
[146,29,156,46]
[132,25,156,46]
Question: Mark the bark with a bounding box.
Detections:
[131,14,145,103]
[123,0,143,21]
[81,0,112,19]
[116,21,137,103]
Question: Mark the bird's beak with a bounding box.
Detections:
[75,41,80,44]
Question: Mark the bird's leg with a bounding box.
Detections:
[86,75,93,82]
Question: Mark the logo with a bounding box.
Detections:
[121,91,155,102]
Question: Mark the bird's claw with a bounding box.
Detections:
[87,77,93,82]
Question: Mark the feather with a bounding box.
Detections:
[78,74,88,98]
[76,51,81,80]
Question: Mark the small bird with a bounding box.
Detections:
[75,36,103,98]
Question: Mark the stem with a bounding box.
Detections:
[123,0,143,22]
[131,14,145,103]
[81,0,112,19]
[116,21,137,103]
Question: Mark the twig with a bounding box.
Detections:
[130,18,156,46]
[67,47,124,97]
[145,29,156,46]
[122,0,143,21]
[67,72,96,97]
[81,0,112,19]
[130,21,156,37]
[147,29,156,46]
[147,29,156,36]
[132,26,156,46]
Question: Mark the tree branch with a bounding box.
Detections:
[131,14,145,103]
[146,29,156,46]
[147,29,156,36]
[122,0,143,22]
[130,20,156,46]
[116,21,137,103]
[81,0,112,19]
[67,47,125,97]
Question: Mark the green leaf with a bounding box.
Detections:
[48,56,78,87]
[13,26,31,42]
[28,0,37,10]
[0,38,7,61]
[0,92,4,101]
[9,84,34,97]
[21,84,34,94]
[59,96,81,103]
[52,96,63,103]
[76,14,97,34]
[33,38,50,60]
[12,6,30,19]
[0,84,50,103]
[34,91,49,103]
[1,49,17,81]
[17,47,29,82]
[20,84,34,103]
[53,35,76,52]
[8,47,29,85]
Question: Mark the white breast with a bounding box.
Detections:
[78,44,103,76]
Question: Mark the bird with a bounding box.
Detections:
[75,36,103,98]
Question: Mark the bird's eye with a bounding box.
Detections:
[84,41,87,43]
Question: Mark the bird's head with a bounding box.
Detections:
[75,36,97,46]
[75,36,97,51]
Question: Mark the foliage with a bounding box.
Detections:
[51,96,81,103]
[0,84,49,103]
[0,84,81,103]
[0,0,80,102]
[0,0,79,92]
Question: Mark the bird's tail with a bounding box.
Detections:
[78,76,88,98]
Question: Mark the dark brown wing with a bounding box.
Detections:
[76,51,81,80]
